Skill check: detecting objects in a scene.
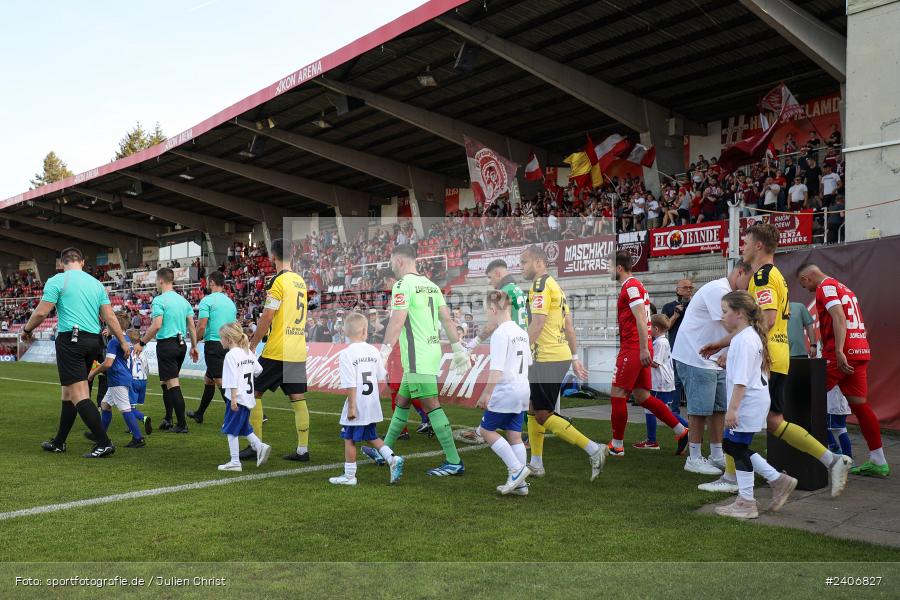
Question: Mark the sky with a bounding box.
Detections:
[0,0,429,201]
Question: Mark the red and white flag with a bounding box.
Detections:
[592,134,632,171]
[463,136,520,206]
[625,143,657,168]
[760,83,805,122]
[524,150,543,181]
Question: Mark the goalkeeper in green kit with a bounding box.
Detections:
[379,244,471,477]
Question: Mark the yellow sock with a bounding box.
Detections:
[774,420,829,459]
[250,400,263,440]
[292,399,310,448]
[725,454,736,476]
[528,417,545,457]
[543,414,591,450]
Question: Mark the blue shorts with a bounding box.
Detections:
[221,405,253,437]
[479,410,524,433]
[725,429,755,445]
[129,380,147,406]
[341,423,379,442]
[653,390,676,405]
[675,361,727,416]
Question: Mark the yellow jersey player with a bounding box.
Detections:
[519,245,606,481]
[244,239,311,463]
[701,223,851,497]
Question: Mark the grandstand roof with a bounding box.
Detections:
[0,0,846,246]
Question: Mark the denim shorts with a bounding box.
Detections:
[675,360,726,416]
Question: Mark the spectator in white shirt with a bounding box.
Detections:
[547,211,560,240]
[762,177,780,212]
[646,195,661,229]
[632,194,646,230]
[821,164,841,208]
[788,177,808,211]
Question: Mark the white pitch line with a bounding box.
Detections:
[0,444,488,523]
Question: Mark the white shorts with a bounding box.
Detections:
[826,386,851,416]
[103,386,132,412]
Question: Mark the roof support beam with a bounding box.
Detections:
[312,78,544,164]
[0,227,77,252]
[2,213,133,252]
[739,0,846,82]
[120,197,229,234]
[170,148,373,218]
[232,119,446,208]
[121,170,291,224]
[40,200,166,241]
[434,16,706,136]
[0,240,57,263]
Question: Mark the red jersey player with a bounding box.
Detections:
[797,264,888,477]
[610,250,689,456]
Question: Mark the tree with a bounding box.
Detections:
[30,151,74,188]
[115,121,166,159]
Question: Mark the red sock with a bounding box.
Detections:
[411,399,424,412]
[850,402,883,451]
[640,395,680,429]
[611,396,628,441]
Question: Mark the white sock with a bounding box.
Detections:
[750,452,780,484]
[673,423,687,436]
[246,432,262,451]
[870,447,887,466]
[689,442,702,460]
[584,440,600,455]
[529,454,543,468]
[723,471,737,483]
[736,469,755,501]
[490,437,522,471]
[344,462,357,479]
[511,443,527,466]
[298,445,308,455]
[831,427,847,437]
[227,435,239,463]
[819,448,835,467]
[378,444,395,463]
[611,438,623,448]
[710,443,724,461]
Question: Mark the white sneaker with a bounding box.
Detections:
[685,456,723,475]
[589,445,608,481]
[329,474,358,486]
[498,482,529,496]
[714,496,759,520]
[498,465,531,495]
[698,476,738,493]
[218,461,242,472]
[528,464,545,477]
[709,455,726,471]
[256,443,272,467]
[830,455,853,498]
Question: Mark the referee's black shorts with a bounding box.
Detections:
[157,337,187,381]
[55,331,100,386]
[768,372,786,414]
[203,341,227,380]
[255,357,307,396]
[529,359,571,412]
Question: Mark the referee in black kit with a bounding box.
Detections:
[23,247,130,458]
[136,268,199,433]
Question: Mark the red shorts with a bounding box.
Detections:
[613,349,651,393]
[826,359,868,398]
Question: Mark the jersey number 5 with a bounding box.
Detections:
[295,291,306,325]
[361,371,374,396]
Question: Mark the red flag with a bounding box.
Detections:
[759,83,805,122]
[524,150,543,181]
[626,143,657,168]
[718,107,784,173]
[463,136,519,206]
[593,134,632,171]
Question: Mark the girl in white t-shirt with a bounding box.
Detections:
[715,292,797,520]
[218,322,270,472]
[331,312,404,486]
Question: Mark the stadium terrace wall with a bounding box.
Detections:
[776,235,900,430]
